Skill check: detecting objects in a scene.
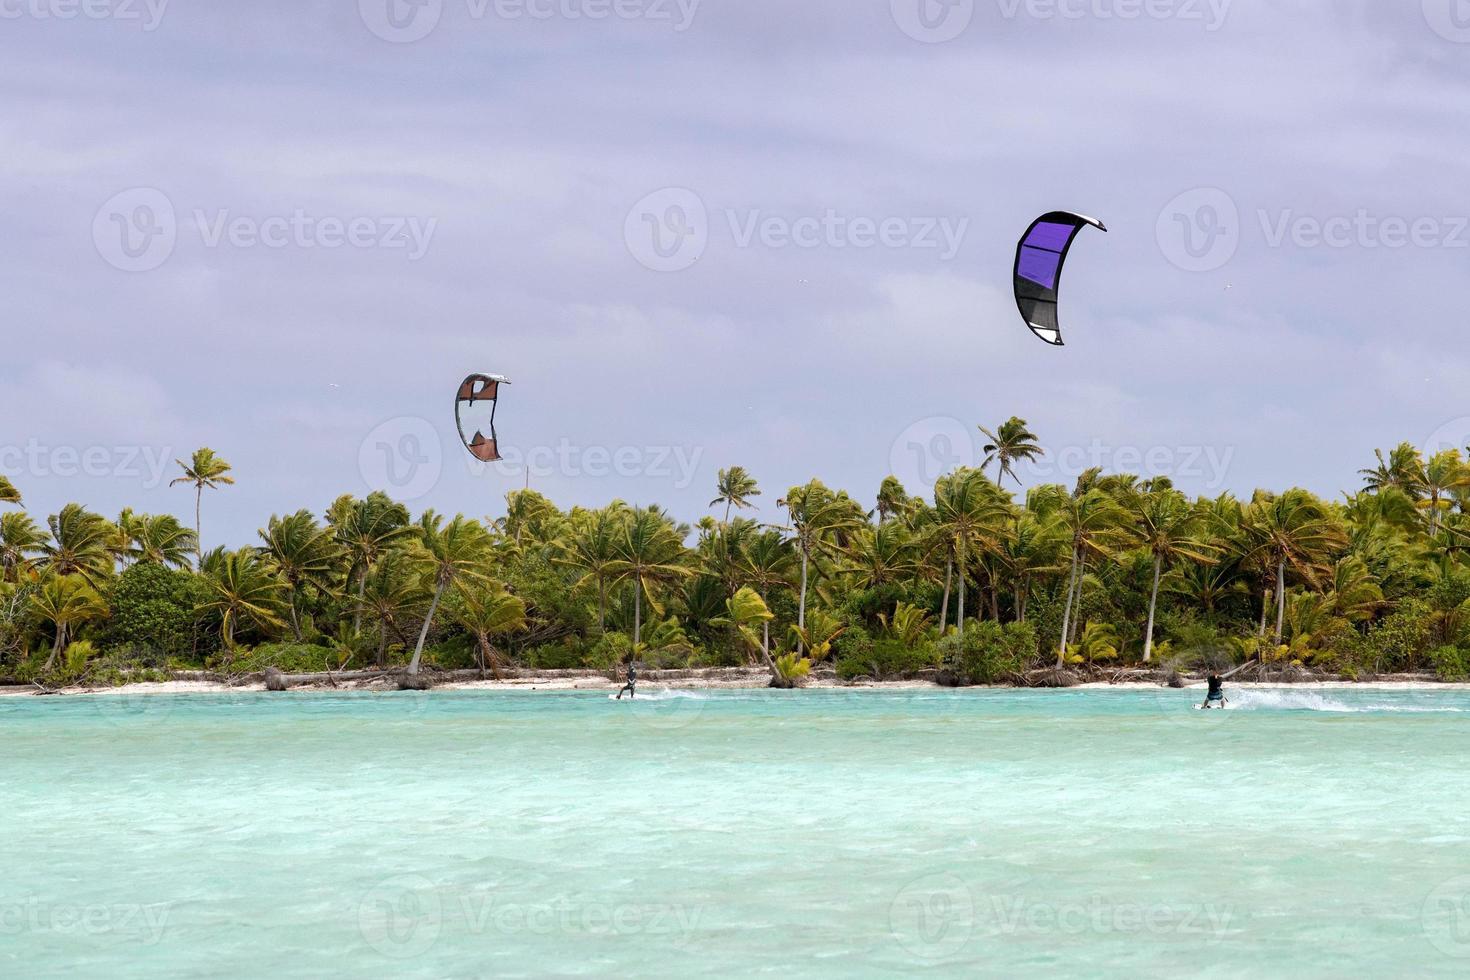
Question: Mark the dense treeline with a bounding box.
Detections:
[5,428,1470,689]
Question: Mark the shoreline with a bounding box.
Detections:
[5,669,1470,698]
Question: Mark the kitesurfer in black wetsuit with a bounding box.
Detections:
[616,661,637,700]
[1202,672,1226,709]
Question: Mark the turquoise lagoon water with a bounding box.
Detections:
[5,687,1470,978]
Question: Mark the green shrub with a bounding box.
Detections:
[229,643,340,674]
[1431,645,1470,682]
[938,621,1036,685]
[836,637,937,681]
[108,563,206,663]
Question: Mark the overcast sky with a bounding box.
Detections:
[3,0,1469,546]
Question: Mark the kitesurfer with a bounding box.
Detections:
[1202,672,1226,709]
[616,660,637,700]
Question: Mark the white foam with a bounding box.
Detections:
[1229,689,1465,713]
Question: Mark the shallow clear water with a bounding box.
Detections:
[5,687,1470,978]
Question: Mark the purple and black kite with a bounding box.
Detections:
[1013,211,1107,347]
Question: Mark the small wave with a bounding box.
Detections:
[628,688,709,701]
[1229,689,1466,713]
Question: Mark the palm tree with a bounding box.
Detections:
[999,511,1067,623]
[359,551,425,667]
[259,510,342,641]
[979,417,1044,487]
[406,515,493,678]
[1241,490,1349,647]
[779,481,863,652]
[1126,489,1217,662]
[875,476,910,525]
[170,448,234,562]
[739,529,798,657]
[197,550,288,650]
[1418,450,1469,535]
[712,586,776,667]
[39,504,114,588]
[331,492,414,634]
[1045,489,1126,668]
[843,520,919,591]
[711,467,761,524]
[0,512,45,582]
[452,579,528,678]
[31,574,109,671]
[131,514,198,568]
[1360,443,1425,498]
[930,469,1010,638]
[555,505,627,632]
[606,506,692,648]
[0,476,21,506]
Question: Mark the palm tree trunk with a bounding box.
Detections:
[597,577,607,633]
[1069,560,1087,645]
[377,621,388,668]
[44,623,65,671]
[724,500,732,525]
[288,591,303,642]
[194,486,203,564]
[1259,582,1270,637]
[408,582,445,675]
[633,576,642,647]
[1144,554,1163,663]
[796,546,809,654]
[1056,548,1081,669]
[1274,559,1286,647]
[939,558,953,634]
[988,566,1001,622]
[352,567,367,636]
[956,540,967,639]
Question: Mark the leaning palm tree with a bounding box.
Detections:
[452,579,528,678]
[170,448,234,561]
[0,476,21,506]
[979,417,1044,487]
[1125,489,1218,662]
[606,506,692,648]
[1241,489,1349,647]
[711,585,776,668]
[875,476,910,525]
[31,574,109,671]
[196,550,288,650]
[39,504,115,589]
[259,510,343,641]
[406,515,493,678]
[711,467,762,524]
[0,511,46,582]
